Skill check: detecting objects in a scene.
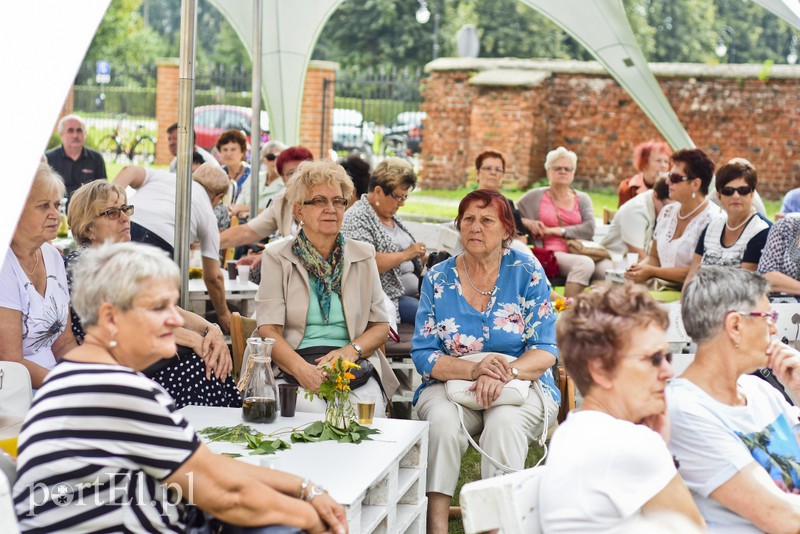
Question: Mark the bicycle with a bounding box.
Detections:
[97,116,157,165]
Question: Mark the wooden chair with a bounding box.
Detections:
[603,207,616,224]
[557,365,576,423]
[230,312,258,379]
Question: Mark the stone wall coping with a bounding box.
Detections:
[156,57,180,67]
[309,59,339,71]
[469,69,550,87]
[425,56,800,80]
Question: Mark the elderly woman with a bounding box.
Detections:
[618,139,671,207]
[540,284,704,531]
[757,217,800,297]
[65,180,241,408]
[0,162,77,388]
[668,267,800,531]
[341,157,426,324]
[517,146,611,297]
[626,148,721,290]
[475,149,531,243]
[234,139,288,217]
[411,189,560,534]
[13,242,347,534]
[688,162,771,279]
[256,161,399,415]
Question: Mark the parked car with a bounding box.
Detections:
[194,105,270,152]
[331,108,374,158]
[385,111,426,154]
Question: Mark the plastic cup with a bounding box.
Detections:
[279,383,298,417]
[357,393,376,425]
[237,264,251,283]
[610,252,624,271]
[227,260,237,280]
[625,253,639,270]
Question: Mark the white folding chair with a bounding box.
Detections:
[0,362,33,440]
[460,466,545,534]
[0,452,19,534]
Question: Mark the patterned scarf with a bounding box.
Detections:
[292,230,345,324]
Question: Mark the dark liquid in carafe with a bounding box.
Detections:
[242,397,277,424]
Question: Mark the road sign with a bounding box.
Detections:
[96,60,110,84]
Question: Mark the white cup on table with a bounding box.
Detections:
[237,265,250,283]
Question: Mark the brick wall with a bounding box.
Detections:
[299,60,337,160]
[421,58,800,198]
[155,58,180,166]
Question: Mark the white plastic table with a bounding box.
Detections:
[180,406,429,534]
[187,277,259,316]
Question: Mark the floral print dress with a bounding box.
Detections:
[411,247,561,405]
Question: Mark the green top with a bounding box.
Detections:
[298,280,350,349]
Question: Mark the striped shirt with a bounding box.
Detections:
[13,361,200,533]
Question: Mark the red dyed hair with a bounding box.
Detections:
[475,149,506,171]
[633,140,671,172]
[276,146,313,177]
[455,189,516,246]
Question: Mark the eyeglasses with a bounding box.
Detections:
[719,185,753,197]
[667,172,694,184]
[98,204,134,220]
[551,166,574,173]
[302,196,348,210]
[638,350,673,368]
[733,310,779,323]
[480,166,504,174]
[389,191,409,203]
[264,153,278,161]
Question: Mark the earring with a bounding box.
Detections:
[376,201,380,206]
[692,192,696,199]
[109,339,118,349]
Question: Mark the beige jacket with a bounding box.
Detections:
[255,237,399,398]
[246,193,295,239]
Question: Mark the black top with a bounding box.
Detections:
[45,145,107,199]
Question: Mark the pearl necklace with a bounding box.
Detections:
[677,198,708,221]
[726,211,755,232]
[462,254,498,296]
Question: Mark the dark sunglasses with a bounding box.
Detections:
[98,204,134,220]
[264,153,278,161]
[642,350,673,367]
[719,185,753,197]
[667,172,694,184]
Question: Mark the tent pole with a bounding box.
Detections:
[249,0,263,220]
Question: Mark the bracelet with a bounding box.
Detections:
[299,478,311,499]
[203,323,220,337]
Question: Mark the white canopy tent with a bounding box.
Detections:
[4,0,800,265]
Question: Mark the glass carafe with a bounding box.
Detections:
[241,338,278,424]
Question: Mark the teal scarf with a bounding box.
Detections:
[292,231,345,324]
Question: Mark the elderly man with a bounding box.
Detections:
[45,114,107,199]
[113,161,232,333]
[166,122,217,173]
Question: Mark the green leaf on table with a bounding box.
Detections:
[304,421,325,437]
[221,452,243,458]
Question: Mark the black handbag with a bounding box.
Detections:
[280,346,375,389]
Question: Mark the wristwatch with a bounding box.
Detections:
[560,227,566,236]
[303,483,327,502]
[349,341,364,359]
[510,366,519,378]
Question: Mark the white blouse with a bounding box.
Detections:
[653,200,721,268]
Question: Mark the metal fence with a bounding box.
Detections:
[324,66,425,161]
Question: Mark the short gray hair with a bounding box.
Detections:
[70,242,180,328]
[260,139,287,159]
[192,162,229,196]
[681,266,769,344]
[57,114,86,135]
[31,162,66,200]
[545,146,578,170]
[284,161,354,206]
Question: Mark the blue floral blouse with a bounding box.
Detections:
[411,248,561,405]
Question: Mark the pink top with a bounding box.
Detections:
[540,191,582,252]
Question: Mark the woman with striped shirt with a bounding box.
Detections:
[13,242,347,534]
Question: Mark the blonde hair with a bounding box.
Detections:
[30,162,66,200]
[68,180,128,245]
[284,161,354,206]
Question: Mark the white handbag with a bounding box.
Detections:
[445,353,530,410]
[444,352,549,474]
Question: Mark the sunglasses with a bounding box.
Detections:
[98,204,134,220]
[635,350,673,368]
[264,153,278,161]
[719,185,753,197]
[667,172,694,184]
[302,196,348,210]
[389,191,409,203]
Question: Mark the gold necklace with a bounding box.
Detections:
[462,254,498,296]
[19,249,40,275]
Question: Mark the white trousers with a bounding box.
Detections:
[416,382,559,495]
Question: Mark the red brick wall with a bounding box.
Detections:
[421,60,800,198]
[155,59,180,166]
[300,60,337,160]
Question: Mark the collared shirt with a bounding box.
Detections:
[44,145,107,199]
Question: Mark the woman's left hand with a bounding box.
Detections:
[624,263,652,283]
[316,347,358,367]
[200,324,232,381]
[310,493,348,534]
[766,340,800,393]
[468,375,506,409]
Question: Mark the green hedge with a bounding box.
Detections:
[74,86,156,117]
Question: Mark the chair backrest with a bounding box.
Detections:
[0,463,20,534]
[230,312,258,378]
[603,207,616,224]
[557,367,576,423]
[0,362,32,438]
[461,465,545,534]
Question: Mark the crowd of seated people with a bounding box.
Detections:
[7,118,800,534]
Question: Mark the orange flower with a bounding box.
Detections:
[344,372,356,381]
